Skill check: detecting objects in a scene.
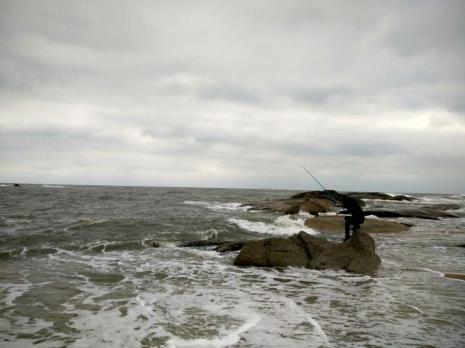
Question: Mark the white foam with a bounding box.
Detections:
[228,215,318,236]
[365,215,380,219]
[419,268,445,277]
[0,184,9,187]
[166,313,261,348]
[283,298,330,346]
[183,200,251,212]
[42,184,65,188]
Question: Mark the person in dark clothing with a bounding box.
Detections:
[338,196,365,241]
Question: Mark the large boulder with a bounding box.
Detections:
[234,231,381,275]
[297,231,381,275]
[305,216,410,234]
[233,236,309,267]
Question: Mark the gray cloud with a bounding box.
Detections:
[0,0,464,192]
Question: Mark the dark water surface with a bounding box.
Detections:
[1,185,464,347]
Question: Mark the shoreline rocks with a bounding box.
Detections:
[305,216,411,234]
[180,240,247,253]
[234,231,381,275]
[364,207,458,220]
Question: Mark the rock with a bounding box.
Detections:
[143,240,160,248]
[364,207,458,220]
[284,204,301,215]
[234,231,381,275]
[14,183,21,187]
[444,273,465,281]
[234,236,309,268]
[214,241,246,253]
[248,196,335,215]
[291,190,364,207]
[180,240,246,253]
[305,216,410,234]
[180,240,223,248]
[299,198,334,215]
[457,244,465,248]
[344,192,415,201]
[298,231,381,275]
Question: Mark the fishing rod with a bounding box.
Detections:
[300,164,327,191]
[300,164,339,205]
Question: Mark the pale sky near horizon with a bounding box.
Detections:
[1,0,464,193]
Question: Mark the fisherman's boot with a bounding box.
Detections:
[344,220,351,242]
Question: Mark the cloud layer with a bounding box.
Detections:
[1,0,464,193]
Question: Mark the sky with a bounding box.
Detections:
[1,0,464,193]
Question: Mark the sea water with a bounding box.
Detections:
[0,185,464,347]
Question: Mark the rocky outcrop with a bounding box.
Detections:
[247,190,345,215]
[248,197,334,215]
[180,240,246,253]
[234,231,381,275]
[233,236,309,268]
[305,216,411,234]
[364,207,458,220]
[344,192,415,201]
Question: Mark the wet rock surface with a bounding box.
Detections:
[234,231,381,275]
[305,216,411,234]
[364,206,458,220]
[180,240,246,253]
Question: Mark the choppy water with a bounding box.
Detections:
[0,185,464,347]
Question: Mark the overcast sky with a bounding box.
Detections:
[1,0,464,193]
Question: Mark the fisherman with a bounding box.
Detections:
[338,195,365,242]
[299,165,365,241]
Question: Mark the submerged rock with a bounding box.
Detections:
[234,231,381,275]
[364,207,458,220]
[180,240,246,253]
[305,216,410,234]
[444,273,465,281]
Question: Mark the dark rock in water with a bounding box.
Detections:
[344,192,415,201]
[14,183,21,187]
[364,207,458,220]
[248,196,336,215]
[233,236,309,268]
[143,240,160,248]
[180,240,246,253]
[291,190,364,207]
[284,204,301,215]
[298,231,381,275]
[214,241,246,253]
[180,240,226,248]
[457,244,465,248]
[305,216,410,234]
[234,231,381,275]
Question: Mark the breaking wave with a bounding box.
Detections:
[183,200,251,212]
[228,215,318,236]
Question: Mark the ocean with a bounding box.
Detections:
[0,184,464,347]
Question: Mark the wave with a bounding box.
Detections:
[166,313,261,348]
[228,215,318,236]
[0,247,58,260]
[42,184,65,188]
[65,219,108,231]
[183,200,251,212]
